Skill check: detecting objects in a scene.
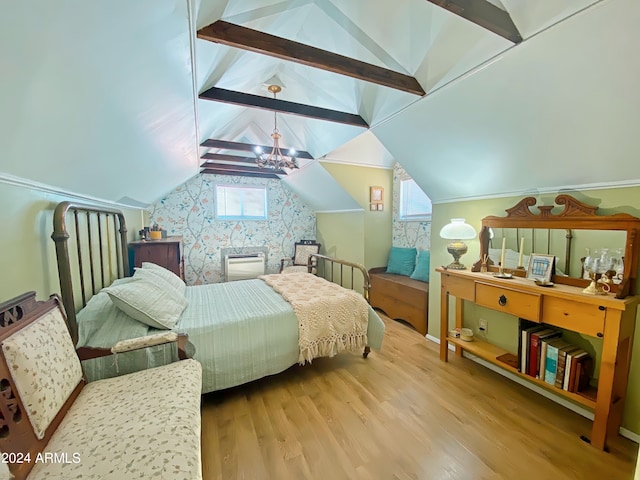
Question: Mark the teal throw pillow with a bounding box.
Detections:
[410,250,430,283]
[386,247,417,276]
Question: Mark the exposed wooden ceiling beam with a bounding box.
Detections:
[201,168,281,179]
[200,163,286,176]
[200,139,314,160]
[197,20,425,96]
[200,87,369,128]
[426,0,522,43]
[201,153,256,164]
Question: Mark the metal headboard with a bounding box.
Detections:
[310,254,371,303]
[51,201,129,342]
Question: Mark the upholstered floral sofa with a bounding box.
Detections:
[0,292,202,480]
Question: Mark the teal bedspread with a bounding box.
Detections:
[77,279,385,393]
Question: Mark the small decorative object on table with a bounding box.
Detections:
[460,328,474,342]
[526,253,555,283]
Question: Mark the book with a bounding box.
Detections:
[565,349,588,391]
[572,355,594,393]
[529,329,562,378]
[555,345,581,389]
[544,338,569,385]
[520,325,546,374]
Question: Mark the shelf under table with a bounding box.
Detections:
[447,336,597,408]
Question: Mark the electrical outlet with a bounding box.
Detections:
[478,319,488,334]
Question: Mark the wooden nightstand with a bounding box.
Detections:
[129,236,184,280]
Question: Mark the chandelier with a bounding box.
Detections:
[254,85,299,170]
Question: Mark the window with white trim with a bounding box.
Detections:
[399,178,432,221]
[215,184,267,220]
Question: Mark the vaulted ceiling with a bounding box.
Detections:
[1,0,637,209]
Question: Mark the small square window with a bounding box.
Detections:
[215,184,267,220]
[399,178,432,221]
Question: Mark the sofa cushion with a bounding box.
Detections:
[27,359,203,480]
[386,246,417,276]
[1,307,83,440]
[410,250,430,283]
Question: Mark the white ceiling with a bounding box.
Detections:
[2,0,637,209]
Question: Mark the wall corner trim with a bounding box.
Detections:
[0,171,147,210]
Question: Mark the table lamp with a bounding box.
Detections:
[440,218,477,270]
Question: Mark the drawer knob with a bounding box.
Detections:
[597,332,604,338]
[498,294,507,306]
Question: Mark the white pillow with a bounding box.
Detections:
[141,262,186,295]
[103,278,187,330]
[133,267,186,304]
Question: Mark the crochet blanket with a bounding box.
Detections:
[259,273,368,364]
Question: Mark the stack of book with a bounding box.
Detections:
[519,321,592,393]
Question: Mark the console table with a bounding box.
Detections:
[439,269,639,451]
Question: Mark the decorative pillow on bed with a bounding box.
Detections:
[141,262,186,295]
[133,267,187,304]
[103,278,187,330]
[386,246,417,276]
[410,250,430,283]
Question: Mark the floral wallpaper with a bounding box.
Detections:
[150,174,316,285]
[392,163,431,250]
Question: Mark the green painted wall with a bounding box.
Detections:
[320,162,392,269]
[430,186,640,435]
[316,211,365,292]
[0,180,144,304]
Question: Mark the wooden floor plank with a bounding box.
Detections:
[201,314,637,479]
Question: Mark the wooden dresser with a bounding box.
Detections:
[129,236,184,280]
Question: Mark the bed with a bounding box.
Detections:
[51,201,385,393]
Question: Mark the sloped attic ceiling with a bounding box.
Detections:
[1,1,199,206]
[373,0,640,203]
[2,0,633,208]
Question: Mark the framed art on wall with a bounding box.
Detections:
[526,253,555,282]
[370,186,384,211]
[370,186,383,203]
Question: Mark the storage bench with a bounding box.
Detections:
[369,267,429,335]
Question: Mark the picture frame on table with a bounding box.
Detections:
[526,253,555,282]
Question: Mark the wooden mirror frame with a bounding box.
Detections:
[471,194,640,298]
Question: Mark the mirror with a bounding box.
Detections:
[472,194,640,298]
[487,228,626,281]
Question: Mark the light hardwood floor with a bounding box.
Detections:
[201,314,638,479]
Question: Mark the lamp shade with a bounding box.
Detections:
[439,218,476,240]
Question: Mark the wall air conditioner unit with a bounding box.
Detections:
[224,253,266,282]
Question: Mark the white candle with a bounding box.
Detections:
[140,209,145,228]
[519,237,524,267]
[500,237,506,268]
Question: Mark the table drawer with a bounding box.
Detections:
[475,283,541,321]
[442,273,475,301]
[541,296,605,337]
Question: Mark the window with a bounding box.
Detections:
[215,184,267,220]
[399,178,432,220]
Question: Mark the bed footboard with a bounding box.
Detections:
[309,254,371,303]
